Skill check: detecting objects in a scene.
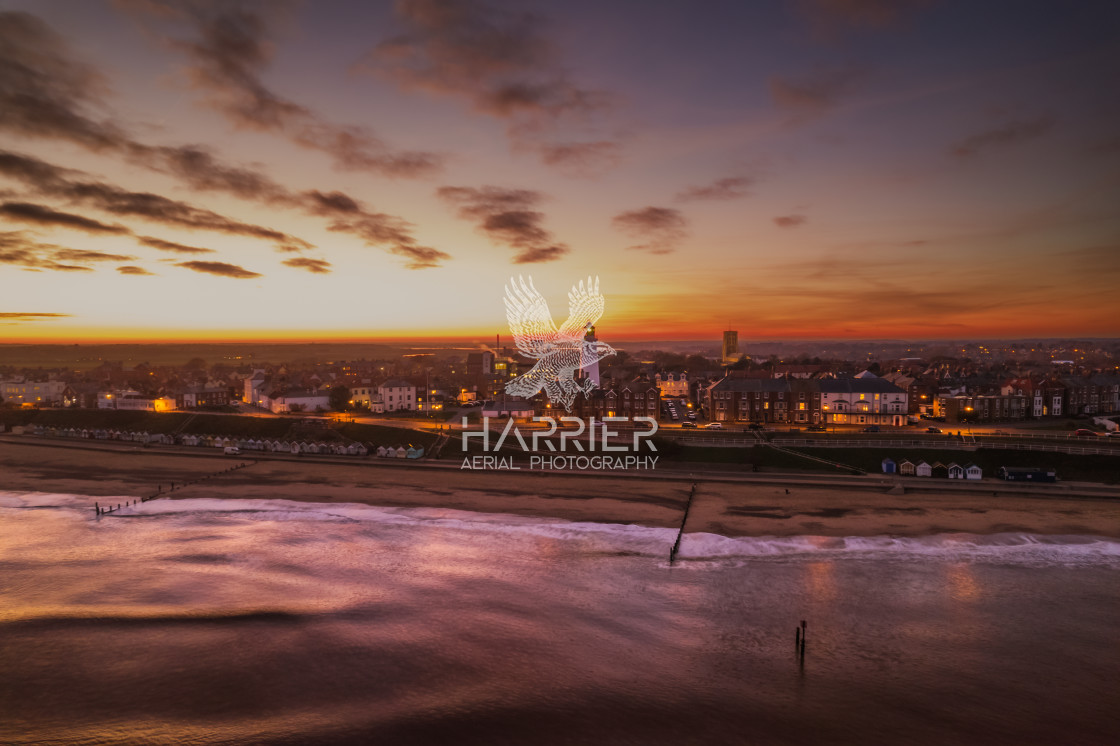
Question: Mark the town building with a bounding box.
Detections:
[817,377,907,427]
[1,379,66,407]
[654,372,689,398]
[379,379,417,412]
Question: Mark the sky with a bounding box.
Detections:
[1,0,1118,343]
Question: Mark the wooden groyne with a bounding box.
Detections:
[94,461,256,516]
[669,483,697,565]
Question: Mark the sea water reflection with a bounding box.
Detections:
[1,492,1118,745]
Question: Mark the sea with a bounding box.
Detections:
[1,490,1118,745]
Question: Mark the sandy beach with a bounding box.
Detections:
[2,438,1118,538]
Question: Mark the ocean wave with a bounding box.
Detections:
[3,491,1118,567]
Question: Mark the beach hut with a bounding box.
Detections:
[395,446,408,458]
[407,446,424,459]
[899,459,916,476]
[965,463,982,480]
[376,445,389,458]
[947,463,964,480]
[881,457,897,474]
[931,462,949,479]
[916,461,932,477]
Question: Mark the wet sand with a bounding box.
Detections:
[2,439,1119,538]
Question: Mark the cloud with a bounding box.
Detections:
[773,214,807,228]
[798,0,930,32]
[282,256,331,274]
[0,230,128,272]
[950,116,1055,158]
[611,207,688,254]
[359,0,617,171]
[117,1,443,178]
[127,145,444,264]
[52,248,136,262]
[437,185,569,263]
[675,176,754,202]
[0,11,126,150]
[769,66,864,125]
[0,312,72,320]
[116,265,155,275]
[0,149,310,251]
[0,15,446,268]
[0,202,129,234]
[175,260,261,278]
[136,236,214,254]
[536,141,623,177]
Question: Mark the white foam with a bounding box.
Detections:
[676,531,1120,565]
[4,491,1118,566]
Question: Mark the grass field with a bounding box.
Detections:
[0,408,438,449]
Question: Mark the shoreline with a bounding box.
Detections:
[2,439,1119,539]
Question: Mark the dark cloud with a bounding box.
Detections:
[118,1,443,178]
[611,207,688,254]
[125,145,442,264]
[52,248,136,262]
[438,185,569,263]
[0,202,129,234]
[0,15,445,268]
[116,265,155,275]
[360,0,618,171]
[773,214,808,228]
[0,230,129,272]
[675,176,754,202]
[175,260,261,278]
[137,236,214,254]
[0,149,309,251]
[950,116,1055,158]
[0,312,72,319]
[536,141,623,177]
[0,11,126,150]
[305,190,362,214]
[769,66,864,125]
[282,256,331,274]
[799,0,930,32]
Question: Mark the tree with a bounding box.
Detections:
[329,385,351,411]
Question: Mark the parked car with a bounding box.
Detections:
[926,427,943,434]
[747,423,764,430]
[705,422,723,429]
[862,425,880,433]
[807,424,827,432]
[1072,429,1098,437]
[1105,431,1119,438]
[681,421,697,428]
[687,412,697,419]
[224,446,241,455]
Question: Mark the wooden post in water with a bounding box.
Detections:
[95,502,100,515]
[669,483,698,565]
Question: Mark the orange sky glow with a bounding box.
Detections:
[1,1,1118,344]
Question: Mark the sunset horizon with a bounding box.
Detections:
[3,1,1118,343]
